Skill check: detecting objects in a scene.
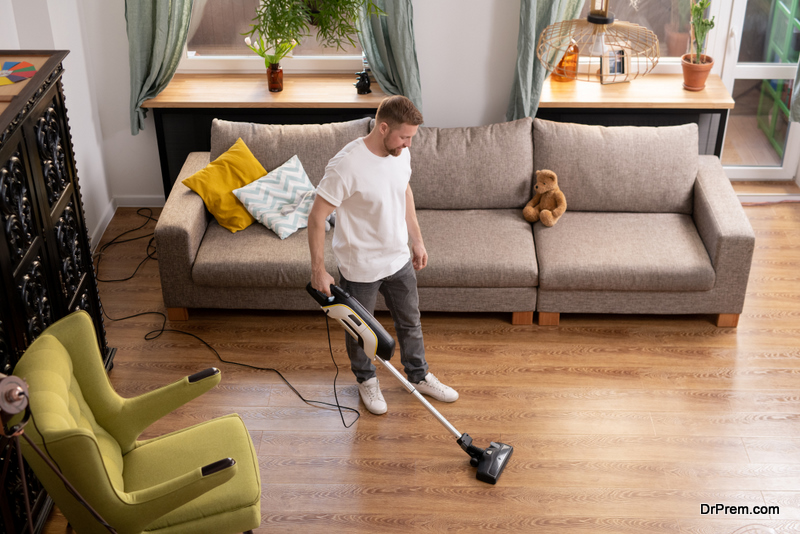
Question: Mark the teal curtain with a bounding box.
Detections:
[506,0,585,121]
[792,67,800,122]
[126,0,194,135]
[357,0,423,113]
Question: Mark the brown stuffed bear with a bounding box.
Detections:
[523,169,567,227]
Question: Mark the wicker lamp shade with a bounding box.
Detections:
[537,2,659,83]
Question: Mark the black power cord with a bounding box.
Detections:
[95,209,360,428]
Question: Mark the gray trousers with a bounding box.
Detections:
[338,260,429,384]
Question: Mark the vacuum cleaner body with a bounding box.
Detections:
[307,283,513,484]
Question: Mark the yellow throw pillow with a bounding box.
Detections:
[183,138,267,232]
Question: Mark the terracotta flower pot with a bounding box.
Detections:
[681,54,714,91]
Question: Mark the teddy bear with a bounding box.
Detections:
[523,169,567,227]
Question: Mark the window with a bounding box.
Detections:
[579,0,695,59]
[179,0,364,73]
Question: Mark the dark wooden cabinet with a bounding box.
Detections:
[0,50,112,534]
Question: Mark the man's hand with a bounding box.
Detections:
[411,241,428,271]
[311,269,336,297]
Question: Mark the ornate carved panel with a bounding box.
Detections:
[0,150,35,268]
[55,202,84,301]
[0,439,46,534]
[72,286,91,313]
[34,103,69,207]
[18,258,52,344]
[0,318,11,376]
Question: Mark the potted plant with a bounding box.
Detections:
[243,0,383,92]
[681,0,716,91]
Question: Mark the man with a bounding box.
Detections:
[308,95,458,415]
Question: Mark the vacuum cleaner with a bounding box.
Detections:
[307,283,513,485]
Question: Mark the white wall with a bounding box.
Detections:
[0,0,20,48]
[76,0,164,209]
[414,0,521,128]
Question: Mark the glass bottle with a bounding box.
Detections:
[552,40,579,82]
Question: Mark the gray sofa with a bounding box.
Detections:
[155,117,754,327]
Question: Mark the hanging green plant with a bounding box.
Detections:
[243,0,384,68]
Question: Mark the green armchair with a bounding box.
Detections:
[11,311,261,534]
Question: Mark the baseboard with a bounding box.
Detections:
[89,198,117,253]
[114,195,166,208]
[88,196,167,252]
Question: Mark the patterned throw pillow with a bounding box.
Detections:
[233,155,316,239]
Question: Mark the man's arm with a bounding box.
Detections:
[406,184,427,270]
[308,195,337,296]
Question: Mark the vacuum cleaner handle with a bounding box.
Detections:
[306,283,336,305]
[306,282,396,360]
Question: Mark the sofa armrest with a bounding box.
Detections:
[692,156,755,311]
[154,152,211,309]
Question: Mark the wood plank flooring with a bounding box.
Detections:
[44,205,800,533]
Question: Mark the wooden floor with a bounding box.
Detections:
[44,205,800,534]
[723,114,784,167]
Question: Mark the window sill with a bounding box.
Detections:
[142,72,386,109]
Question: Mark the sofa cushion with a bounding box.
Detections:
[211,117,371,186]
[533,119,699,214]
[233,155,315,239]
[182,138,266,233]
[414,210,538,288]
[534,212,715,291]
[192,222,337,288]
[408,118,534,210]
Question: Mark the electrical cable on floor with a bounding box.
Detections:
[95,209,360,428]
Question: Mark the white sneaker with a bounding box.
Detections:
[414,372,458,402]
[358,377,387,415]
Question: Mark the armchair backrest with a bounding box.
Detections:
[12,313,127,528]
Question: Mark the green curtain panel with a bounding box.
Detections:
[358,0,423,113]
[126,0,194,135]
[506,0,585,121]
[792,67,800,122]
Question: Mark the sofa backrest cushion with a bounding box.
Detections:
[407,117,534,209]
[211,117,371,186]
[533,119,699,214]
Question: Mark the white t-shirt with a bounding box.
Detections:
[316,137,411,283]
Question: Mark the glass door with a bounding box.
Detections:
[714,0,800,180]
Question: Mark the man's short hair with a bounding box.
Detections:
[375,95,423,129]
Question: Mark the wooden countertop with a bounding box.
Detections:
[539,73,734,110]
[142,73,387,109]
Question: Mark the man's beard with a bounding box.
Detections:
[384,139,403,157]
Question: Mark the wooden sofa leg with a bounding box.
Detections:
[715,313,739,328]
[512,312,533,325]
[167,307,189,321]
[538,312,560,326]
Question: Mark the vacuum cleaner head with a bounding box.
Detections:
[458,433,514,484]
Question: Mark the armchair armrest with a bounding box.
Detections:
[154,152,211,309]
[111,368,222,453]
[692,156,755,311]
[117,456,237,532]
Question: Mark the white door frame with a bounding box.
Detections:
[711,0,800,181]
